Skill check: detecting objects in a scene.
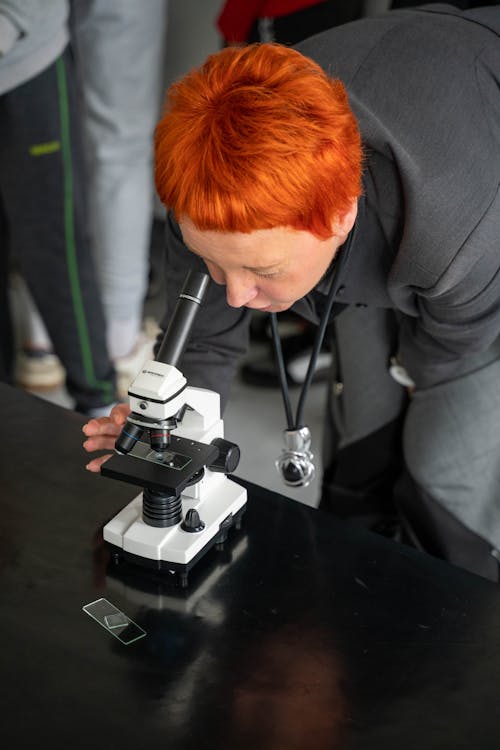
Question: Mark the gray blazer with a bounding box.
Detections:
[160,5,500,406]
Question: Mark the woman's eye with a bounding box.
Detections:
[254,270,280,279]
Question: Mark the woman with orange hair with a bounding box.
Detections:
[83,6,500,581]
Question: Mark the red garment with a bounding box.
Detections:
[217,0,326,43]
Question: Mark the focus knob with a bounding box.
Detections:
[208,438,241,474]
[181,508,205,533]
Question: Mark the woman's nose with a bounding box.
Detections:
[225,273,259,308]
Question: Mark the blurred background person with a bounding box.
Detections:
[217,0,364,45]
[9,1,170,400]
[0,0,116,416]
[69,0,169,399]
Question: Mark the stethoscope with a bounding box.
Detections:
[271,233,353,488]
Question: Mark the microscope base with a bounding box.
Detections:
[103,477,247,587]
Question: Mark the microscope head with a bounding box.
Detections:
[128,362,187,422]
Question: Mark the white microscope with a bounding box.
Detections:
[101,270,247,587]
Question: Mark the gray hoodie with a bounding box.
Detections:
[0,0,69,94]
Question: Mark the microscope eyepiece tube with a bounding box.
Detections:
[156,270,210,367]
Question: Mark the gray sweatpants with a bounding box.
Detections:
[323,305,500,578]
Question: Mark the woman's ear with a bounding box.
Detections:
[333,198,358,239]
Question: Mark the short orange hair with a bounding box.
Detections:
[155,43,362,240]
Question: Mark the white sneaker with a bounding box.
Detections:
[114,332,157,400]
[15,348,66,391]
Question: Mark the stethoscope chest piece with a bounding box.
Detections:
[275,426,315,488]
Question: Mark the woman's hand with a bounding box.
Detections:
[82,402,131,472]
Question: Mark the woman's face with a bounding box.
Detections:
[179,208,356,313]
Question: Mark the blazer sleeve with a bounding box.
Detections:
[397,187,500,388]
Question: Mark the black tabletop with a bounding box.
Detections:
[1,382,500,750]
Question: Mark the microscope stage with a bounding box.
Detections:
[101,435,219,496]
